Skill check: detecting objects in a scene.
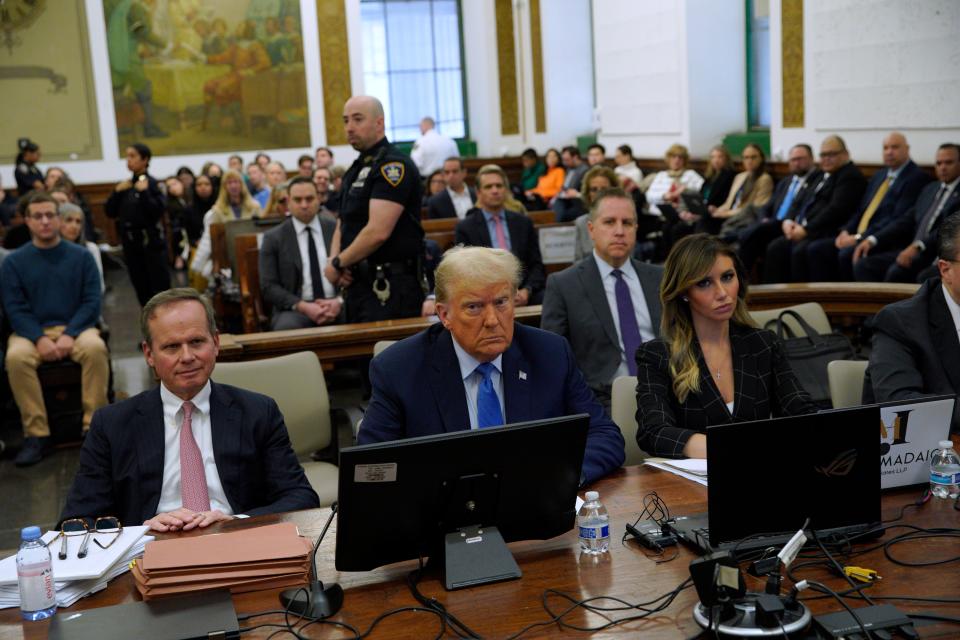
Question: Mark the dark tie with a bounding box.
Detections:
[915,184,949,242]
[475,362,504,428]
[306,227,323,301]
[612,269,642,376]
[775,177,799,220]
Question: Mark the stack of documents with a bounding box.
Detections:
[644,457,709,486]
[131,523,313,600]
[0,526,152,609]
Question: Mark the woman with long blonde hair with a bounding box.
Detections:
[635,234,814,458]
[189,169,262,286]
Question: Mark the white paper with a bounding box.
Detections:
[0,526,150,585]
[644,458,709,486]
[657,458,707,476]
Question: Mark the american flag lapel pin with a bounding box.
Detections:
[519,371,527,380]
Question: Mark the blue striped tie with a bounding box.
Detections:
[475,362,504,428]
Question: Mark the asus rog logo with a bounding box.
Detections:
[816,449,858,477]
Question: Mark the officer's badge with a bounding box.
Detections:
[381,162,404,187]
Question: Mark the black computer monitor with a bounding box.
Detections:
[335,414,589,589]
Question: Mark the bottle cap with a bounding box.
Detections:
[20,526,41,542]
[584,491,599,501]
[939,440,954,449]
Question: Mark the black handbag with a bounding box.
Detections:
[764,309,857,409]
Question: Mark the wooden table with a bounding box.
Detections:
[2,465,957,639]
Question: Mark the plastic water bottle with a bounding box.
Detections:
[17,526,56,621]
[577,491,610,555]
[930,440,960,499]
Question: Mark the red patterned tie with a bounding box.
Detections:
[179,401,211,512]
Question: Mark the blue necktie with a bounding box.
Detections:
[612,270,642,376]
[475,362,504,428]
[775,177,799,220]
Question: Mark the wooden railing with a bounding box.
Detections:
[217,282,919,363]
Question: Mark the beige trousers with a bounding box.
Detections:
[6,326,109,438]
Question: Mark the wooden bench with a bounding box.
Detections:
[217,282,919,364]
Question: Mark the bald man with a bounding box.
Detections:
[324,96,426,322]
[804,132,930,281]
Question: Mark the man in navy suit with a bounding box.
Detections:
[61,289,319,531]
[454,164,546,305]
[803,132,929,281]
[852,143,960,282]
[426,157,476,219]
[358,246,625,485]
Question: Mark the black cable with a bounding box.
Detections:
[907,613,960,625]
[882,488,930,523]
[810,528,877,606]
[405,557,481,639]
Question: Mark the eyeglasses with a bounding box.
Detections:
[52,517,121,559]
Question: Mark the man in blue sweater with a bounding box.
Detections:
[2,192,109,466]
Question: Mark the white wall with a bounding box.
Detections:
[594,0,746,159]
[769,0,960,164]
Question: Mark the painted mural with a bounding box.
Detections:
[103,0,310,157]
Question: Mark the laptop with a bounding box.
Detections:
[48,589,240,640]
[876,395,954,489]
[665,406,881,556]
[681,192,710,217]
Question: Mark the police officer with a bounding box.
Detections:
[14,138,44,196]
[324,96,425,322]
[105,143,171,306]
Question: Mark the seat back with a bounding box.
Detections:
[373,340,396,357]
[611,375,647,466]
[827,360,869,409]
[212,351,331,456]
[750,302,831,336]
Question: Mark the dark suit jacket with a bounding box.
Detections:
[455,209,546,301]
[358,323,626,484]
[867,278,960,432]
[793,162,867,239]
[541,257,663,400]
[872,180,960,254]
[635,323,817,458]
[61,383,320,525]
[843,160,930,235]
[259,216,337,315]
[426,186,476,219]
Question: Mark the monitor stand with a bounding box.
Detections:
[443,525,522,590]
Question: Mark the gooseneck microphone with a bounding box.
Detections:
[279,502,344,619]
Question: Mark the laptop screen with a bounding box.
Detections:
[706,406,880,546]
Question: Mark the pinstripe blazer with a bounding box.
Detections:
[634,323,816,458]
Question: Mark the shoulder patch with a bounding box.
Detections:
[380,161,405,187]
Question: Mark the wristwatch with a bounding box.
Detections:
[332,256,342,272]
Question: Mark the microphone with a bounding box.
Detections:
[279,502,344,619]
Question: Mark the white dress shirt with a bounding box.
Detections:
[942,283,960,342]
[411,129,460,175]
[451,337,506,429]
[156,382,234,516]
[447,186,474,219]
[292,216,336,300]
[593,252,656,379]
[645,170,704,214]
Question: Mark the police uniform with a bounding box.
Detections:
[14,162,43,196]
[338,137,425,322]
[104,172,171,306]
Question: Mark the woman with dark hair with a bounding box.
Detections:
[176,166,196,203]
[524,148,564,210]
[635,234,814,458]
[14,138,43,195]
[702,143,773,236]
[422,169,446,208]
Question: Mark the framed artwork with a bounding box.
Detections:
[0,0,102,162]
[102,0,311,157]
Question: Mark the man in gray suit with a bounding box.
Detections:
[542,188,662,408]
[259,177,341,330]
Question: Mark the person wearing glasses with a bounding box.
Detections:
[61,288,319,532]
[259,177,341,330]
[1,192,109,467]
[762,135,867,283]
